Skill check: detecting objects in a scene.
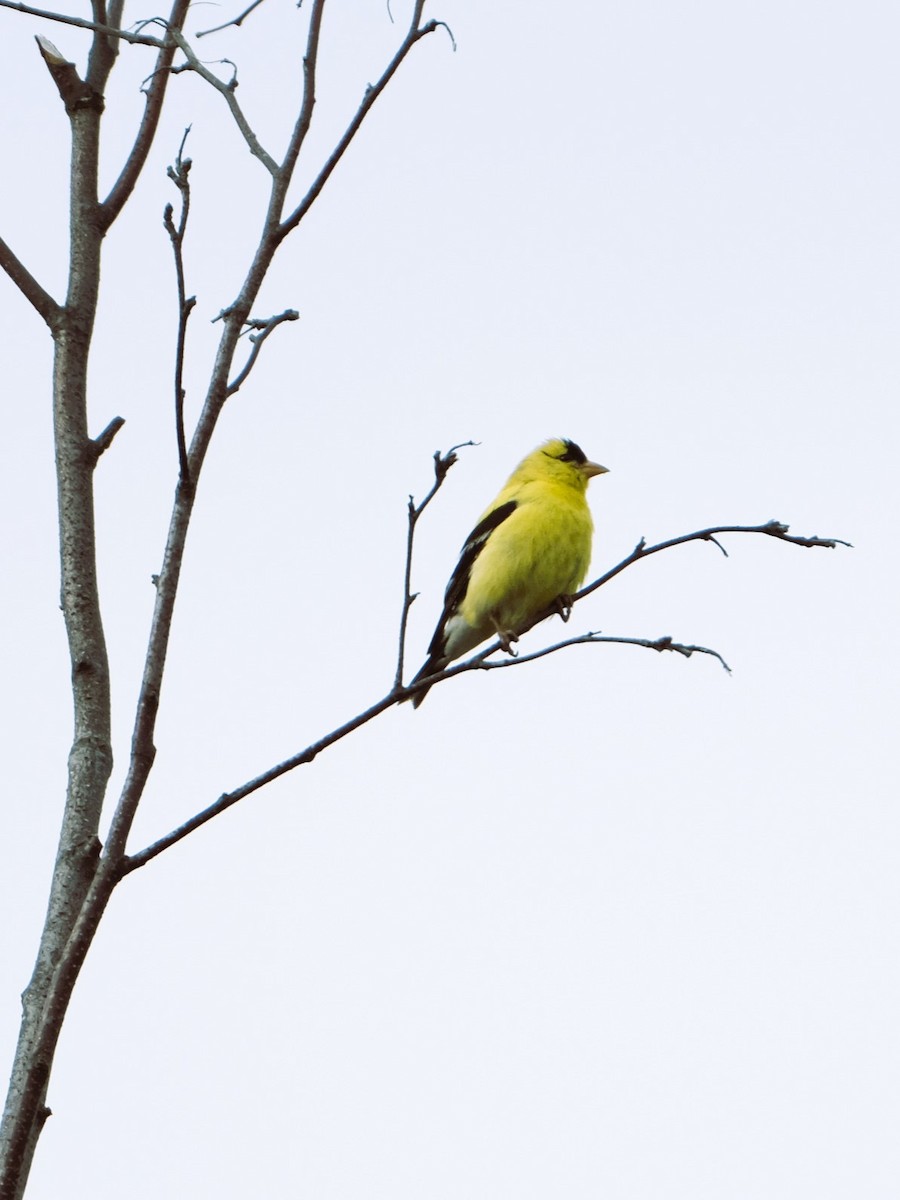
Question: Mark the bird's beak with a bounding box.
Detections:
[580,460,609,479]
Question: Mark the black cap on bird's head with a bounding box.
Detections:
[547,438,609,480]
[559,439,589,465]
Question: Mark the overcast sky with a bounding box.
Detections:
[1,2,898,1197]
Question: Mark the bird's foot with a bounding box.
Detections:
[554,595,574,623]
[500,631,519,656]
[490,619,519,656]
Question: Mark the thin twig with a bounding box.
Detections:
[399,633,727,701]
[0,0,166,46]
[225,310,300,396]
[578,520,852,604]
[163,128,195,488]
[475,632,732,674]
[167,28,278,175]
[196,0,267,38]
[91,415,126,461]
[505,521,850,651]
[122,689,400,873]
[274,0,325,191]
[394,442,475,689]
[101,0,191,228]
[123,627,725,874]
[278,2,453,239]
[430,20,456,50]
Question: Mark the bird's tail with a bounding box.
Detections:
[404,656,443,708]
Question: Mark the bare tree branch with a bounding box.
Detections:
[278,3,454,239]
[101,0,192,228]
[475,632,733,674]
[276,0,325,190]
[0,14,126,1193]
[121,627,727,875]
[196,0,267,39]
[167,28,279,175]
[122,690,401,874]
[400,632,724,703]
[35,34,99,111]
[394,442,475,689]
[578,520,852,604]
[225,310,300,396]
[0,0,165,47]
[90,416,125,460]
[163,128,195,487]
[0,234,61,328]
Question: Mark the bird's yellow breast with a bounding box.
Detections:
[460,478,593,635]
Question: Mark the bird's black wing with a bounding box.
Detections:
[427,499,518,656]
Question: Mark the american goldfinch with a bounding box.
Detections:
[407,438,608,707]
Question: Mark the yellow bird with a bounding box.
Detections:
[407,438,608,707]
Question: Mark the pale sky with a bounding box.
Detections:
[1,2,898,1197]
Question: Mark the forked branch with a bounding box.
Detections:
[278,1,454,238]
[394,441,476,688]
[168,28,278,174]
[225,310,300,396]
[579,521,851,604]
[102,0,192,227]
